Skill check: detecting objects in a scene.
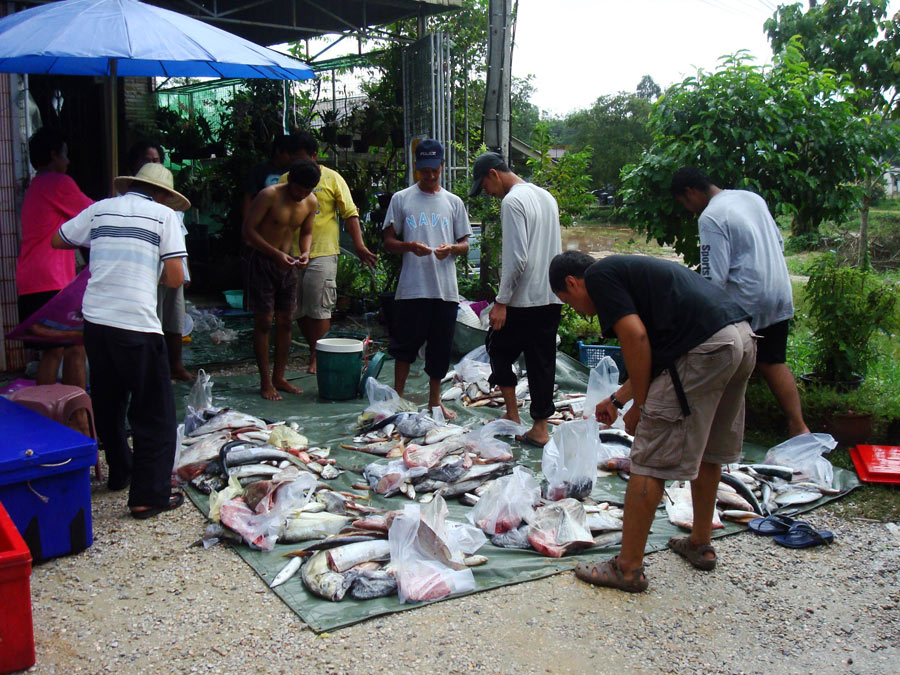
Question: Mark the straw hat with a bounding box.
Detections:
[113,163,191,211]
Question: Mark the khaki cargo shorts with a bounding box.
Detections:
[293,254,338,320]
[630,321,756,481]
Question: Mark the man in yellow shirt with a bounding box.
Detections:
[281,132,377,372]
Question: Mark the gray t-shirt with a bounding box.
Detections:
[698,189,793,331]
[383,184,472,302]
[497,182,562,307]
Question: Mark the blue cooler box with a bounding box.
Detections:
[0,397,97,562]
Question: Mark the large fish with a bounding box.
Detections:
[719,471,763,515]
[327,540,391,573]
[189,410,267,437]
[394,411,441,438]
[347,569,397,600]
[177,431,231,470]
[664,483,724,531]
[280,512,353,543]
[301,550,352,601]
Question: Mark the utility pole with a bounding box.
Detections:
[482,0,513,161]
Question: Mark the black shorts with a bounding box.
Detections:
[18,290,65,350]
[388,298,458,380]
[486,304,561,421]
[755,319,789,364]
[241,248,298,315]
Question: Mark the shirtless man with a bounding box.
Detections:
[242,159,320,400]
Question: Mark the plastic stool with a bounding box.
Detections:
[10,384,102,481]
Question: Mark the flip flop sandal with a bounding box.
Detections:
[747,514,807,535]
[574,556,648,593]
[667,536,717,571]
[515,433,548,449]
[773,522,834,549]
[131,492,185,520]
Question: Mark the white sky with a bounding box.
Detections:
[513,0,900,116]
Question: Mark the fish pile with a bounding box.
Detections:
[660,463,837,531]
[266,495,489,603]
[176,409,342,494]
[487,497,625,556]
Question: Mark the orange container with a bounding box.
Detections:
[0,500,35,673]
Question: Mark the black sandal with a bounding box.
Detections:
[131,492,185,520]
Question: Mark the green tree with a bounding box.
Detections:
[526,122,595,227]
[765,0,900,265]
[619,41,888,264]
[562,92,652,194]
[635,75,662,101]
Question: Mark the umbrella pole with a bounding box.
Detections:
[108,59,118,194]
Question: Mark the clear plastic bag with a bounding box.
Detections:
[183,369,219,434]
[216,472,317,550]
[363,459,428,496]
[542,418,600,500]
[527,498,594,558]
[467,466,541,534]
[463,418,525,461]
[456,346,493,383]
[583,356,619,420]
[763,432,837,488]
[388,503,475,603]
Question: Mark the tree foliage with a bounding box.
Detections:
[561,92,652,193]
[619,41,889,264]
[635,75,662,101]
[526,122,595,227]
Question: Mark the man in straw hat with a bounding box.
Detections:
[52,163,190,520]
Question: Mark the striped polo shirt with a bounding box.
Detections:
[58,192,187,334]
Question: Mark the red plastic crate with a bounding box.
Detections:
[850,445,900,484]
[0,500,35,673]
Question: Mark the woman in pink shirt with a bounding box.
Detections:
[16,127,93,388]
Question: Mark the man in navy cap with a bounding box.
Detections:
[383,139,472,418]
[469,152,562,448]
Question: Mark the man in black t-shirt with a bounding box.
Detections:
[549,251,755,593]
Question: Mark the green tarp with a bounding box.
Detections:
[176,353,859,633]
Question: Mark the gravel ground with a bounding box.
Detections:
[17,354,900,673]
[24,467,900,674]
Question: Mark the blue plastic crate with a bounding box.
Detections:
[0,398,96,562]
[576,342,628,382]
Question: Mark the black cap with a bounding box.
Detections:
[469,151,505,197]
[414,138,444,169]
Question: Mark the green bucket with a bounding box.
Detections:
[316,338,364,401]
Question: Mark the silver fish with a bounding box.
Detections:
[301,550,351,601]
[222,445,305,470]
[720,509,760,523]
[227,464,282,480]
[270,556,303,588]
[347,569,397,600]
[774,486,822,506]
[189,410,267,437]
[476,379,492,394]
[280,512,353,543]
[592,531,623,549]
[327,540,391,573]
[394,412,440,438]
[742,464,795,481]
[424,425,465,445]
[441,386,464,402]
[585,512,624,533]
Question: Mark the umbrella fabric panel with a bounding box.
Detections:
[0,0,314,80]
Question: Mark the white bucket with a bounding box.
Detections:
[315,338,364,353]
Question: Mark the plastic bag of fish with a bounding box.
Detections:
[763,432,836,489]
[468,466,540,534]
[541,418,600,500]
[389,495,486,603]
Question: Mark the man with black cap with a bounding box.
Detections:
[469,152,562,447]
[383,139,471,418]
[51,163,189,521]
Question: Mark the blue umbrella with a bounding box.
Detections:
[0,0,315,80]
[0,0,315,179]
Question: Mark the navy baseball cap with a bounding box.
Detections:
[469,151,506,197]
[415,139,444,169]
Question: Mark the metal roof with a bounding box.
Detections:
[140,0,462,47]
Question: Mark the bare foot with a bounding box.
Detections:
[260,384,283,401]
[431,402,457,420]
[307,362,317,375]
[274,378,303,395]
[171,367,195,382]
[500,411,522,424]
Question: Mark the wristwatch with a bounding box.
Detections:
[609,393,625,410]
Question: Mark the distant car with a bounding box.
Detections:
[591,189,614,206]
